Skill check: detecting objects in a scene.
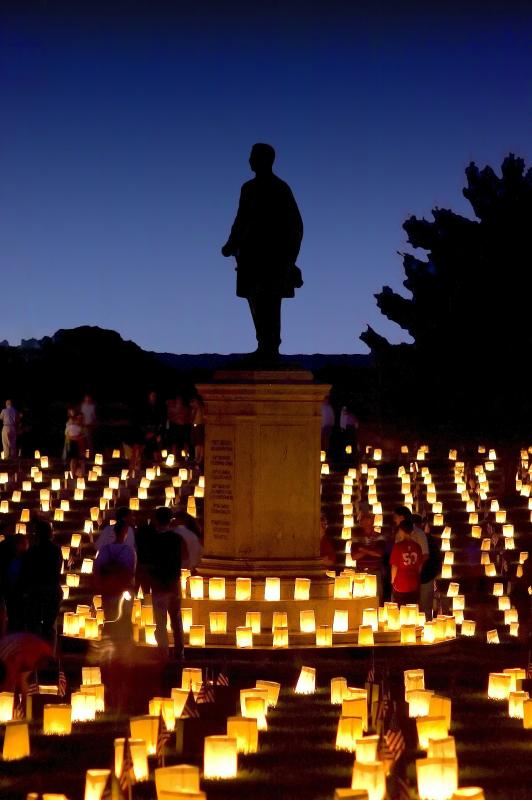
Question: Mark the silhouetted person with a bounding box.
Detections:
[94,519,136,643]
[22,520,62,644]
[149,506,183,660]
[222,143,303,360]
[1,534,28,633]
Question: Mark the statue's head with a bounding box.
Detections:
[249,143,275,174]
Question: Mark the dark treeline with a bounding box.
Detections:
[0,326,203,455]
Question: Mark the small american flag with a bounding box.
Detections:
[380,703,405,765]
[215,670,229,686]
[181,689,200,718]
[156,711,171,765]
[26,672,39,696]
[196,681,215,704]
[374,680,391,731]
[58,667,67,698]
[365,665,377,728]
[119,735,134,798]
[100,769,113,800]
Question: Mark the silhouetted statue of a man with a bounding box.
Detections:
[222,143,303,361]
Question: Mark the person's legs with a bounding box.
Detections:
[419,580,434,620]
[392,589,419,606]
[152,592,170,653]
[41,588,61,644]
[1,428,10,458]
[102,593,120,638]
[167,589,183,659]
[371,571,383,606]
[6,591,26,633]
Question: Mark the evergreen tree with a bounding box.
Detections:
[361,154,532,433]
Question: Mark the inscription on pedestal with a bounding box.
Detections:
[206,428,235,553]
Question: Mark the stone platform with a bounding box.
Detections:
[197,370,328,580]
[183,595,377,634]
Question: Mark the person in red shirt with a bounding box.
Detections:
[390,518,422,605]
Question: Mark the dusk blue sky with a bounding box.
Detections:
[1,2,531,354]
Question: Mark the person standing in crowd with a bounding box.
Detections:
[340,404,359,461]
[122,404,144,475]
[135,518,155,595]
[510,551,532,639]
[142,391,164,463]
[189,396,205,467]
[22,520,62,644]
[1,533,28,634]
[149,507,183,660]
[350,511,386,603]
[320,395,335,458]
[65,411,86,477]
[0,399,20,459]
[393,504,429,561]
[96,507,136,552]
[166,394,191,459]
[63,407,76,461]
[80,394,98,455]
[390,518,423,606]
[415,514,442,620]
[94,519,136,642]
[173,510,203,571]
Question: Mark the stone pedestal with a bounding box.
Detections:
[197,370,329,582]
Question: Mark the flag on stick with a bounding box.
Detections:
[58,665,67,698]
[374,679,391,734]
[100,769,113,800]
[119,735,134,800]
[26,671,39,696]
[197,680,215,704]
[380,702,405,767]
[156,711,171,766]
[181,689,200,718]
[366,665,378,729]
[215,670,229,686]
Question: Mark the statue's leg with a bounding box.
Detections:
[255,292,281,356]
[247,292,281,357]
[265,294,282,354]
[247,296,260,346]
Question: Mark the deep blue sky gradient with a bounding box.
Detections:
[1,2,532,353]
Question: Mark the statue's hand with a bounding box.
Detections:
[221,243,233,257]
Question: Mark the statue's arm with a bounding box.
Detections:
[286,187,304,262]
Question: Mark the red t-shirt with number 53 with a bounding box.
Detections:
[390,539,422,593]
